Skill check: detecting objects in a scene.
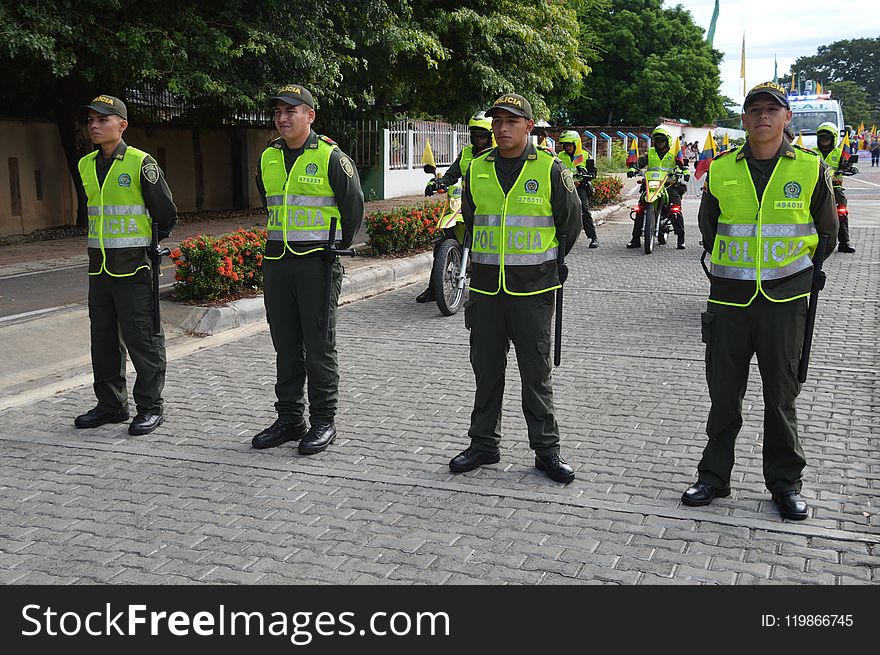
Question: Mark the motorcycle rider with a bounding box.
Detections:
[626,126,689,249]
[558,129,599,248]
[417,112,494,303]
[815,121,856,253]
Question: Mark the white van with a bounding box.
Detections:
[787,94,844,149]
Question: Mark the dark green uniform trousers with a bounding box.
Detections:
[465,291,560,456]
[699,296,808,494]
[88,268,166,415]
[263,256,342,424]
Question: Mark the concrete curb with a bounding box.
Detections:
[161,251,434,335]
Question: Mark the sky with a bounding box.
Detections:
[674,0,880,105]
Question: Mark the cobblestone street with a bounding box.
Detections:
[1,201,877,585]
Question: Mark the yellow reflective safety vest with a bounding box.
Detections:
[708,147,820,306]
[647,147,679,182]
[459,145,477,175]
[820,145,844,186]
[468,148,559,296]
[78,147,153,277]
[260,138,342,258]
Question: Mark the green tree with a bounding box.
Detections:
[562,0,726,126]
[827,81,876,127]
[790,38,880,102]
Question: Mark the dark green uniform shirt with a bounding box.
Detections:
[87,141,177,275]
[462,142,581,293]
[698,140,838,301]
[256,130,364,256]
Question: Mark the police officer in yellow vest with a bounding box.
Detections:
[815,122,856,253]
[74,95,177,436]
[416,112,493,303]
[251,84,364,454]
[449,93,581,483]
[682,82,838,521]
[558,130,599,248]
[626,126,689,249]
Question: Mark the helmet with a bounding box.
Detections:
[816,122,839,143]
[651,126,672,143]
[468,111,492,132]
[559,130,581,145]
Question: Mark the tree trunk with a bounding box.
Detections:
[54,76,91,229]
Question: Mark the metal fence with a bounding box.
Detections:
[387,119,469,170]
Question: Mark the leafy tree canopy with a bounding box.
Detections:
[560,0,725,126]
[789,38,880,102]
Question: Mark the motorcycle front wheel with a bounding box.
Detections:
[431,238,466,315]
[643,205,655,254]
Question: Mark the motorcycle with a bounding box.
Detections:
[423,164,470,315]
[629,166,685,254]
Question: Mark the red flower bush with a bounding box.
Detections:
[170,227,267,302]
[590,175,624,207]
[366,199,446,255]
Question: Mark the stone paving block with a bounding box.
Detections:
[674,565,736,585]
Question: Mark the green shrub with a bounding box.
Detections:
[366,199,446,255]
[170,227,267,302]
[595,141,629,173]
[590,175,624,206]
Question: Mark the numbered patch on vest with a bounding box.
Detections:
[117,173,131,188]
[142,162,160,184]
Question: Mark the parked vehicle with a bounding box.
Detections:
[423,164,470,315]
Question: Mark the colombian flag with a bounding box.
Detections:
[841,132,851,161]
[695,132,718,179]
[570,136,586,167]
[721,132,730,152]
[672,136,685,167]
[626,135,639,167]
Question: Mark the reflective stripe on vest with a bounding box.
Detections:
[77,147,153,274]
[260,139,341,257]
[708,147,819,305]
[468,150,558,295]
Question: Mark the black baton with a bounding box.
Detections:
[322,216,356,340]
[554,234,567,367]
[150,221,170,335]
[797,234,829,383]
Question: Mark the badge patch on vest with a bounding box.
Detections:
[524,179,539,194]
[305,163,318,176]
[339,156,355,179]
[117,173,132,188]
[142,162,160,184]
[783,181,802,198]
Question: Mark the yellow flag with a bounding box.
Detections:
[816,82,822,93]
[795,132,804,147]
[858,122,865,134]
[740,34,746,95]
[722,132,730,150]
[421,137,436,168]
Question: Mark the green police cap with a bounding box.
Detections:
[82,94,127,120]
[486,93,534,120]
[271,84,315,109]
[744,81,790,109]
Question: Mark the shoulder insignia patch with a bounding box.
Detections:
[823,166,834,193]
[271,137,284,149]
[792,144,818,157]
[339,155,355,179]
[561,168,575,193]
[142,162,160,185]
[319,135,338,146]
